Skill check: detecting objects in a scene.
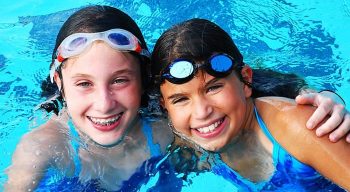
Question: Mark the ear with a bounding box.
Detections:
[159,96,165,109]
[240,65,253,98]
[159,96,168,113]
[53,72,62,92]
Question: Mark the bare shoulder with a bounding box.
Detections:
[254,97,350,189]
[254,97,318,160]
[255,96,316,127]
[11,115,71,165]
[5,116,72,191]
[22,116,69,146]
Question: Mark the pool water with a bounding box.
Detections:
[0,0,349,191]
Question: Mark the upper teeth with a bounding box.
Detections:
[89,114,121,126]
[197,119,223,133]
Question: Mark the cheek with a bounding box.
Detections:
[167,106,191,133]
[64,88,88,117]
[220,86,246,108]
[60,78,91,115]
[122,82,143,108]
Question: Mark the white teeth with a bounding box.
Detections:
[89,114,122,126]
[197,119,223,134]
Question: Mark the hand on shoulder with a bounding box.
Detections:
[255,97,350,189]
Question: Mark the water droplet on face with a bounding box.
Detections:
[35,150,42,156]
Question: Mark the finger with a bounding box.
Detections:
[342,112,350,143]
[328,115,350,142]
[295,93,318,106]
[315,106,345,137]
[346,133,350,143]
[306,101,332,129]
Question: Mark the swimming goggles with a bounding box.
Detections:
[160,53,242,84]
[50,28,150,82]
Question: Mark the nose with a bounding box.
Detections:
[94,86,117,113]
[192,95,213,120]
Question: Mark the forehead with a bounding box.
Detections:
[63,42,140,69]
[160,71,214,93]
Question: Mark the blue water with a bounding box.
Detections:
[0,0,349,191]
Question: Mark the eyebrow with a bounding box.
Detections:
[166,93,186,101]
[205,77,221,86]
[71,69,136,79]
[111,69,136,76]
[165,77,222,100]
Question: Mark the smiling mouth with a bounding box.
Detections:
[196,118,224,134]
[87,113,123,126]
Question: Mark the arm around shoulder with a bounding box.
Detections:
[264,98,350,190]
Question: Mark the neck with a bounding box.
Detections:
[219,98,258,152]
[241,98,257,132]
[219,98,274,182]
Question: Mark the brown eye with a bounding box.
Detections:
[206,84,223,93]
[113,78,129,84]
[172,97,188,104]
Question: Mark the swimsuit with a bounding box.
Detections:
[36,118,179,192]
[36,111,346,191]
[213,107,345,191]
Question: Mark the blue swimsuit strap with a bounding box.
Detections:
[254,106,275,143]
[253,106,281,164]
[141,118,162,157]
[68,118,162,175]
[66,119,82,175]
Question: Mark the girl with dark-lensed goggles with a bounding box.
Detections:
[153,18,350,190]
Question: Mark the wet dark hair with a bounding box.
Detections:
[151,18,244,86]
[41,5,150,114]
[251,68,307,98]
[151,18,306,98]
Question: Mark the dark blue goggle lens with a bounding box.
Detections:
[162,53,236,84]
[210,54,233,72]
[108,33,130,45]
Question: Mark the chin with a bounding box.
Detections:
[204,146,221,152]
[201,141,226,152]
[91,134,126,147]
[96,139,123,148]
